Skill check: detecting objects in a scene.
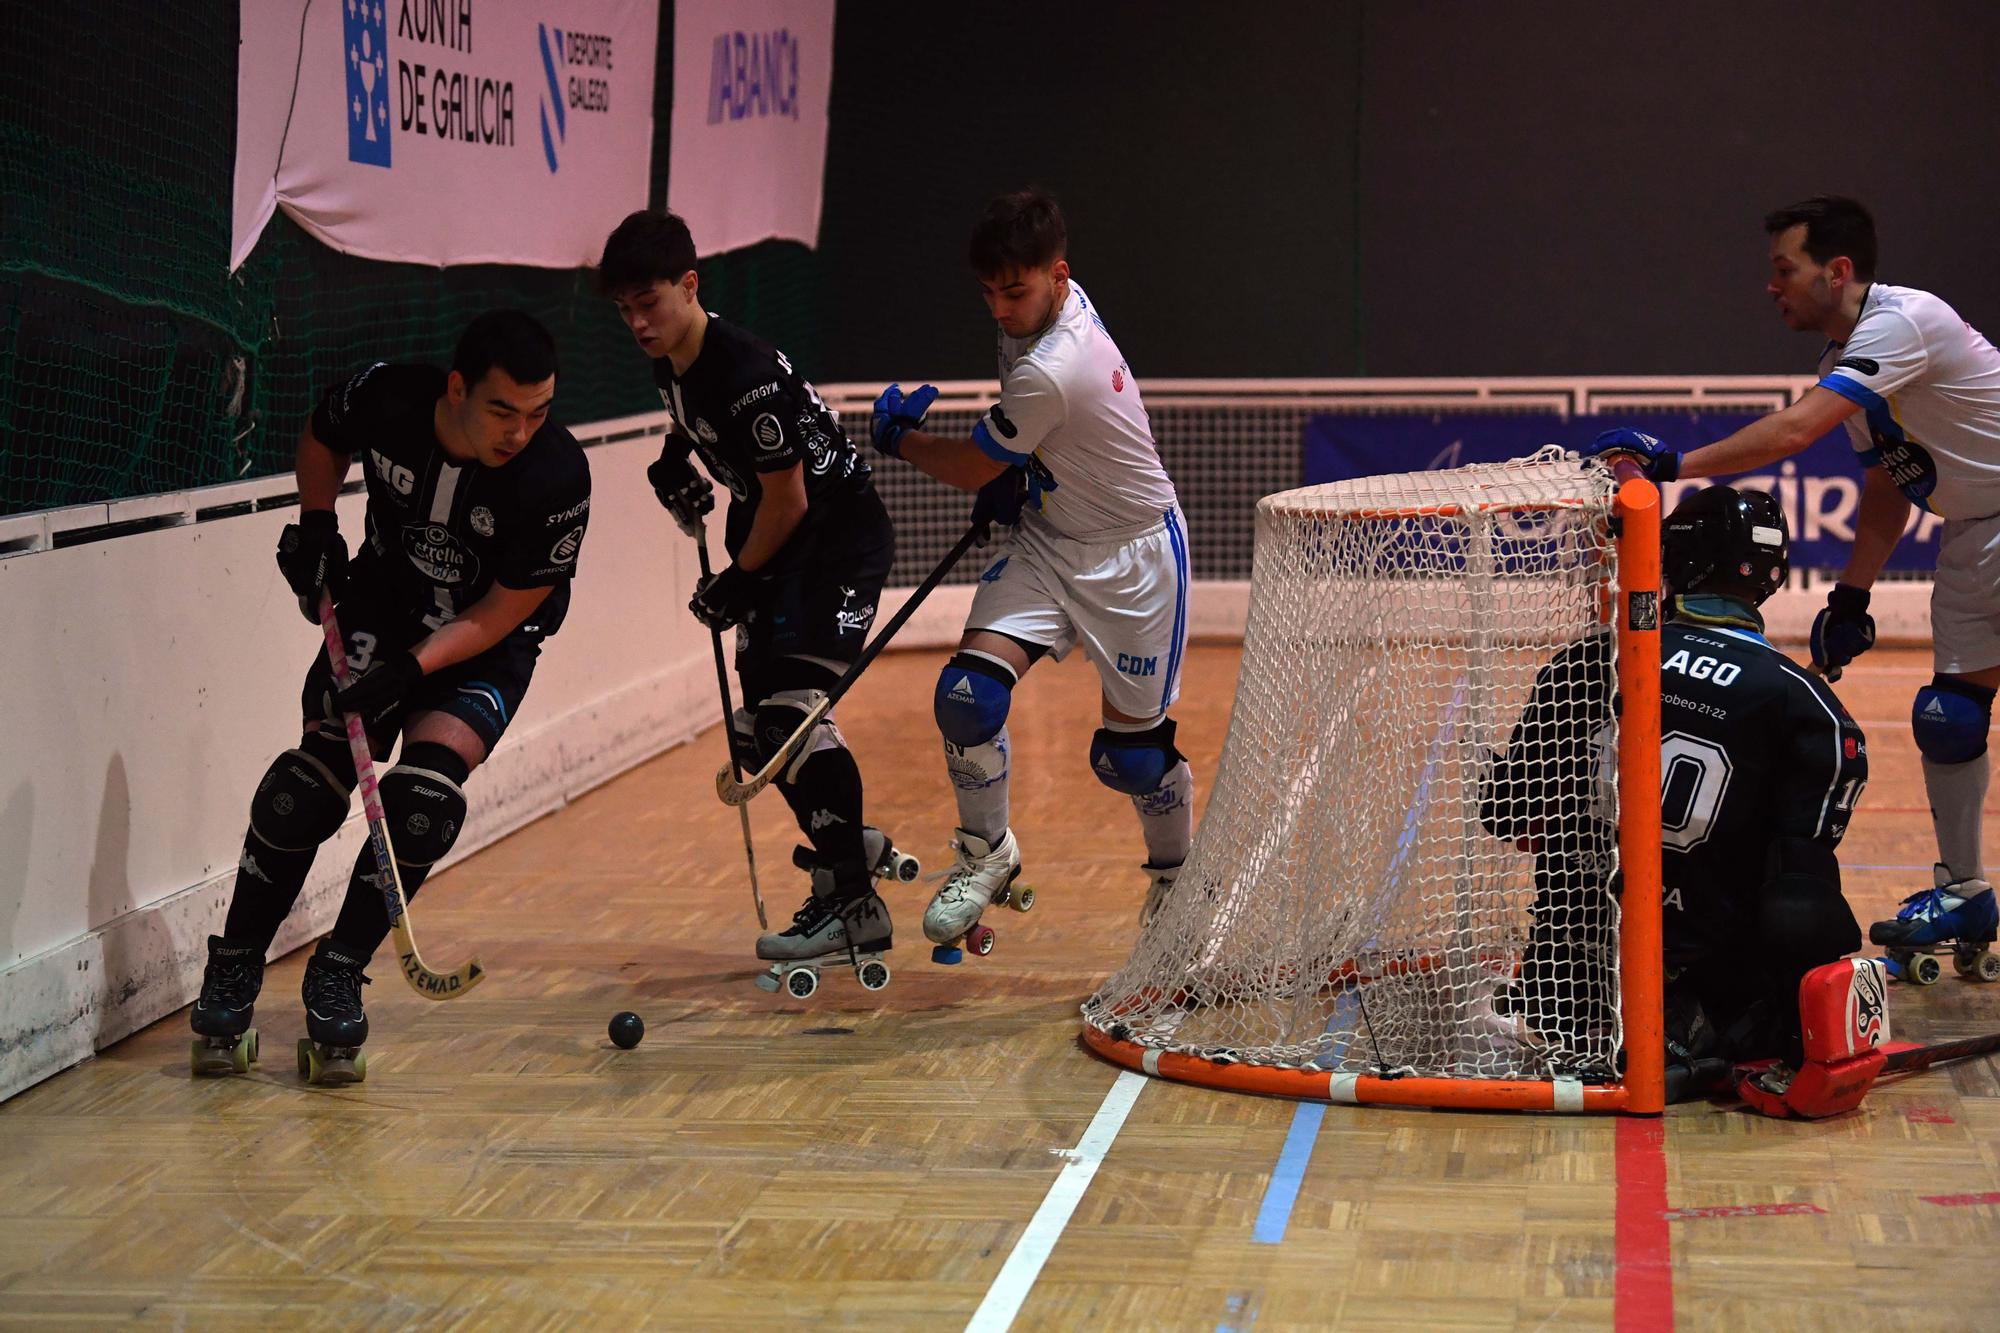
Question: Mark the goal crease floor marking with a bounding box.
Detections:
[964,1067,1150,1333]
[1614,1116,1674,1333]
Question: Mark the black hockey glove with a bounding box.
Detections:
[277,510,348,623]
[690,563,760,631]
[328,649,423,730]
[970,466,1028,544]
[646,448,716,538]
[1809,583,1875,682]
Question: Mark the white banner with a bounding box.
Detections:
[232,0,659,271]
[667,0,835,256]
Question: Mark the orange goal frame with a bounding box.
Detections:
[1081,474,1666,1115]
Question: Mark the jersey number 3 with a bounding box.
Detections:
[1659,731,1733,851]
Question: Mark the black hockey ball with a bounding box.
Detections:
[608,1011,645,1049]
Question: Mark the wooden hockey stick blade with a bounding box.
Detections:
[715,691,832,805]
[714,522,983,807]
[320,592,486,1000]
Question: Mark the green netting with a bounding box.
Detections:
[0,1,827,517]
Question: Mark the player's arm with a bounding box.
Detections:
[735,461,808,572]
[872,365,1062,493]
[295,418,352,511]
[411,582,555,674]
[1838,464,1913,591]
[277,368,388,621]
[1663,387,1862,479]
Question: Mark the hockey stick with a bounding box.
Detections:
[697,535,768,928]
[717,521,984,806]
[318,592,486,1000]
[1877,1029,2000,1078]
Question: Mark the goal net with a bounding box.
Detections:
[1082,448,1664,1113]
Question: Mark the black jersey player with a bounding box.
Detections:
[1482,485,1868,1098]
[596,210,904,992]
[189,311,591,1079]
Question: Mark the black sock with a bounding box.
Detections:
[222,830,317,949]
[325,847,435,963]
[781,745,867,869]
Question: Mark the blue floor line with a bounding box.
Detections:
[1251,1102,1327,1244]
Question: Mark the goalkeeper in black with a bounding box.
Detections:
[189,311,592,1077]
[1482,484,1868,1084]
[597,209,902,983]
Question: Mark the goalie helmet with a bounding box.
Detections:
[1661,484,1789,604]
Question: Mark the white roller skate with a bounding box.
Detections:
[754,838,904,999]
[1871,863,2000,984]
[922,828,1032,964]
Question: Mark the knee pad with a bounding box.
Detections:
[935,652,1016,746]
[249,743,354,851]
[754,689,846,784]
[379,742,470,867]
[1755,837,1861,969]
[1089,717,1183,796]
[1913,676,1994,765]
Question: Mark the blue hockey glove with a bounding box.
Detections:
[970,467,1028,544]
[871,382,939,459]
[1581,428,1680,482]
[1810,583,1876,682]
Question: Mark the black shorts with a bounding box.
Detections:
[301,578,544,755]
[735,489,895,678]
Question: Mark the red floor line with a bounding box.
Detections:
[1615,1116,1674,1332]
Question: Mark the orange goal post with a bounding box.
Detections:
[1082,448,1665,1113]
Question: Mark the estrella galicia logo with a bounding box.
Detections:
[1874,434,1939,507]
[537,24,565,173]
[345,0,392,167]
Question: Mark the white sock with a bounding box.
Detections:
[1923,753,1990,883]
[946,725,1010,843]
[1133,759,1194,869]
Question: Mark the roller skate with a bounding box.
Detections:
[755,844,897,1000]
[1138,861,1183,928]
[297,941,370,1084]
[1870,864,2000,985]
[188,935,264,1076]
[922,828,1032,964]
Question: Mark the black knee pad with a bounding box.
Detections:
[1755,837,1861,970]
[379,742,470,867]
[249,741,354,851]
[1089,718,1183,796]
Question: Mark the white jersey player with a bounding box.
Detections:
[869,189,1196,951]
[1584,195,2000,952]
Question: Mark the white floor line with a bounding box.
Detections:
[965,1067,1152,1332]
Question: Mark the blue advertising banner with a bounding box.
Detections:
[1301,411,1944,571]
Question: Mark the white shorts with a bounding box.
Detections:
[966,506,1191,720]
[1932,511,2000,674]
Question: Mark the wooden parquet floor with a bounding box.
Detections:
[1,645,1995,1330]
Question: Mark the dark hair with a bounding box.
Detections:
[596,209,698,296]
[969,189,1067,278]
[1764,195,1877,280]
[452,309,559,387]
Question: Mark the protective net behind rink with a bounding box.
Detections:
[1083,450,1627,1087]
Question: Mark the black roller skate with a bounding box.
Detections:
[297,941,370,1084]
[754,832,908,999]
[189,935,264,1076]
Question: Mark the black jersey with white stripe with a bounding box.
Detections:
[651,315,872,563]
[1656,615,1868,966]
[310,363,592,636]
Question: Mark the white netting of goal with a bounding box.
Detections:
[1084,448,1627,1089]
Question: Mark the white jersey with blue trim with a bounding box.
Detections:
[969,282,1178,539]
[1815,282,2000,519]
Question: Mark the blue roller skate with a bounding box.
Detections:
[1870,864,2000,985]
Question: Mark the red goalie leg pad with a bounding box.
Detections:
[1736,1049,1888,1119]
[1798,959,1891,1063]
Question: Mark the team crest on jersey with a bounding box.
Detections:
[549,525,584,564]
[470,506,495,537]
[694,418,719,445]
[751,412,785,451]
[401,522,479,585]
